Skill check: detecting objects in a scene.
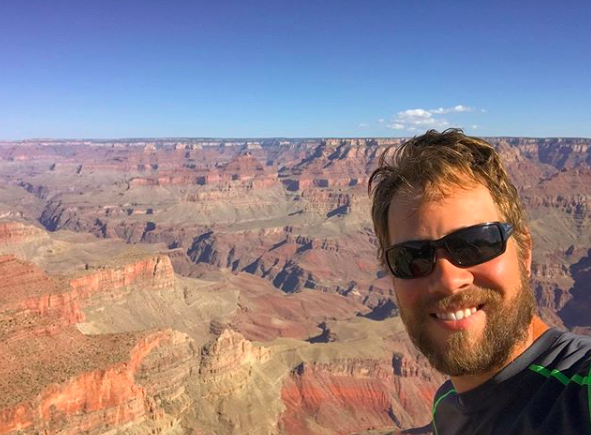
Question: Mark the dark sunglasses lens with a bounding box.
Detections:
[387,243,433,278]
[445,224,504,266]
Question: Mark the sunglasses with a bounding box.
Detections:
[385,222,514,279]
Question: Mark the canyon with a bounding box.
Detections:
[0,136,590,434]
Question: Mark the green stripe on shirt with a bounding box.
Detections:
[530,362,591,435]
[432,388,457,435]
[529,364,591,386]
[588,362,591,435]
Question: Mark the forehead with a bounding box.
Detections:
[387,183,502,245]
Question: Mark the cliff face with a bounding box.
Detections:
[1,337,146,435]
[127,151,278,189]
[300,187,370,217]
[21,138,591,324]
[0,329,194,435]
[559,248,591,334]
[0,252,196,435]
[521,168,591,235]
[1,137,591,434]
[227,272,367,341]
[199,329,271,391]
[187,228,382,305]
[189,327,437,435]
[0,222,46,244]
[188,329,283,435]
[530,140,590,169]
[0,255,84,341]
[69,254,175,302]
[280,359,397,435]
[278,332,439,435]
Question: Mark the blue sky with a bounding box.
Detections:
[1,0,589,139]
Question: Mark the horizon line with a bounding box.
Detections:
[2,135,591,142]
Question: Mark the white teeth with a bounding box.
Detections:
[435,307,478,321]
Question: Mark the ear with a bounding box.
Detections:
[521,230,533,278]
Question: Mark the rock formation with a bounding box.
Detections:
[1,136,590,434]
[0,254,195,435]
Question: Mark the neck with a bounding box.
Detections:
[450,316,549,393]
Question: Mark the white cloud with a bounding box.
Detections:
[388,123,405,130]
[428,105,473,115]
[471,124,478,130]
[387,108,448,131]
[377,118,385,124]
[401,108,432,118]
[385,104,479,132]
[358,122,369,128]
[453,105,471,112]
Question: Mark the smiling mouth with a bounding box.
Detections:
[431,305,485,321]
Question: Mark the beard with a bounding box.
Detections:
[399,265,535,377]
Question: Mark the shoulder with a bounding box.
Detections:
[432,380,457,410]
[526,330,591,431]
[532,330,591,376]
[431,381,458,434]
[551,329,591,352]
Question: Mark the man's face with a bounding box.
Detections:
[387,183,535,376]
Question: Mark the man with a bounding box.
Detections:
[368,129,591,434]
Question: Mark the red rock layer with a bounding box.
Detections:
[128,152,278,188]
[69,254,175,302]
[187,227,385,306]
[227,273,367,341]
[0,328,190,435]
[0,254,194,435]
[279,360,397,435]
[0,222,44,244]
[0,255,83,340]
[198,329,270,398]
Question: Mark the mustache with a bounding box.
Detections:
[422,286,502,312]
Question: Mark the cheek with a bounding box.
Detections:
[473,247,521,290]
[393,279,421,310]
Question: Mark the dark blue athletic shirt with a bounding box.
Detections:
[431,329,591,435]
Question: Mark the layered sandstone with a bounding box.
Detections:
[277,318,440,435]
[226,272,368,341]
[199,329,271,392]
[1,136,591,434]
[280,141,380,191]
[0,253,195,435]
[0,328,194,435]
[0,222,46,244]
[187,227,383,305]
[280,359,397,435]
[69,253,175,303]
[188,329,284,435]
[0,255,83,341]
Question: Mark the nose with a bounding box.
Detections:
[426,248,474,295]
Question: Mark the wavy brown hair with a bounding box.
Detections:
[368,129,530,267]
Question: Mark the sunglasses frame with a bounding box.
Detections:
[385,221,515,279]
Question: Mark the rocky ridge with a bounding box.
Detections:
[0,223,442,434]
[0,252,195,435]
[0,136,590,434]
